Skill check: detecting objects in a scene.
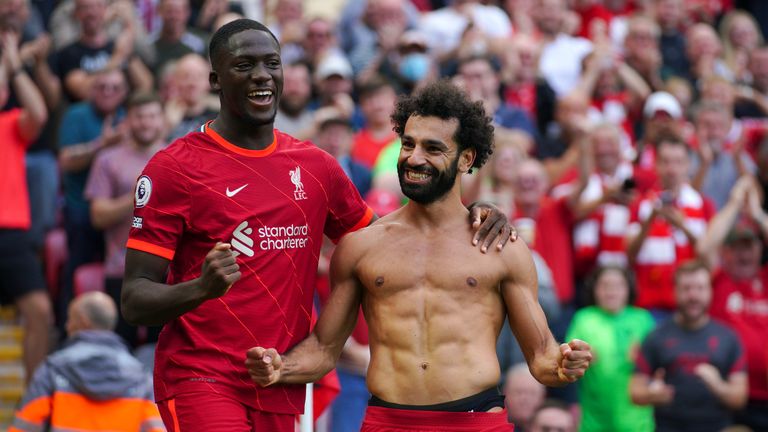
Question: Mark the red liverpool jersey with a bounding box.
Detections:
[127,123,373,414]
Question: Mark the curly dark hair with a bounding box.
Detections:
[391,80,494,172]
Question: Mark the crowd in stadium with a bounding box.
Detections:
[2,0,768,430]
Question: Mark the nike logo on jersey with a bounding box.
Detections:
[226,184,248,197]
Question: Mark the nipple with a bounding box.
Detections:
[466,277,477,287]
[421,362,429,370]
[375,277,384,287]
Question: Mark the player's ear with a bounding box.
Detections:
[458,148,476,174]
[209,71,221,92]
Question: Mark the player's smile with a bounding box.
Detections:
[247,88,274,108]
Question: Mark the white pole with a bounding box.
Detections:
[299,383,313,432]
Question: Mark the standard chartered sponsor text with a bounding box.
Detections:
[259,224,310,250]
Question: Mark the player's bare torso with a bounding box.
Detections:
[346,209,511,406]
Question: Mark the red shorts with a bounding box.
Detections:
[360,406,514,432]
[157,391,295,432]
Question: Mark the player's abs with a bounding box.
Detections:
[364,294,505,405]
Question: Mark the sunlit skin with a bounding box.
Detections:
[209,29,283,149]
[245,114,592,406]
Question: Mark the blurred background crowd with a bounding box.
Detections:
[2,0,768,430]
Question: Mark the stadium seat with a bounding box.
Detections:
[73,262,105,296]
[43,228,67,301]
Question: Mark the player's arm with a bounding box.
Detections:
[122,243,240,326]
[246,233,365,386]
[500,241,592,387]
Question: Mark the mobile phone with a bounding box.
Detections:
[621,178,636,192]
[659,190,675,206]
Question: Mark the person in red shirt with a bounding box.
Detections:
[698,175,768,431]
[121,19,514,432]
[0,30,52,384]
[350,76,398,169]
[626,133,715,314]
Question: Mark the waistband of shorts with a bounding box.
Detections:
[363,405,511,428]
[369,387,503,412]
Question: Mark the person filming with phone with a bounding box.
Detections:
[626,133,715,320]
[563,122,641,282]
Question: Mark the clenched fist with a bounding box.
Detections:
[199,243,241,299]
[245,347,282,387]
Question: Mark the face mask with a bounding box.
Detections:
[399,53,430,83]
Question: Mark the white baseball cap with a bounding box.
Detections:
[315,54,353,81]
[643,91,683,119]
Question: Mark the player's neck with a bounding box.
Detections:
[210,115,274,150]
[403,188,467,229]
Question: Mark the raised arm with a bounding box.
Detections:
[246,233,365,386]
[696,175,752,264]
[122,243,240,325]
[501,241,592,387]
[2,31,47,143]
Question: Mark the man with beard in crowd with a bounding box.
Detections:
[246,81,592,432]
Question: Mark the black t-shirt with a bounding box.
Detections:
[49,40,115,102]
[636,319,745,432]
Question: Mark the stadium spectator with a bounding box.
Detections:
[57,67,128,331]
[151,0,208,74]
[654,0,690,78]
[456,55,538,139]
[503,364,546,431]
[163,53,217,142]
[10,292,164,432]
[630,260,748,432]
[528,400,576,432]
[314,113,372,197]
[626,134,714,315]
[49,0,152,102]
[0,29,52,383]
[718,9,763,84]
[690,101,755,209]
[350,76,398,168]
[565,123,635,274]
[501,34,557,138]
[622,14,664,91]
[274,60,313,136]
[419,0,511,62]
[533,0,593,97]
[698,176,768,431]
[84,92,166,348]
[567,266,655,431]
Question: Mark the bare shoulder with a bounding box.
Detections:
[498,239,538,285]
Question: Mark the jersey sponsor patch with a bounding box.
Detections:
[135,175,152,208]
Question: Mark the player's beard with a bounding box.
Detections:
[397,154,460,205]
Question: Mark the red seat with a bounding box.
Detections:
[73,262,105,296]
[44,228,67,300]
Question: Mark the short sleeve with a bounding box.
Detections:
[126,150,190,260]
[84,151,116,201]
[635,330,658,375]
[725,328,747,376]
[322,154,373,242]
